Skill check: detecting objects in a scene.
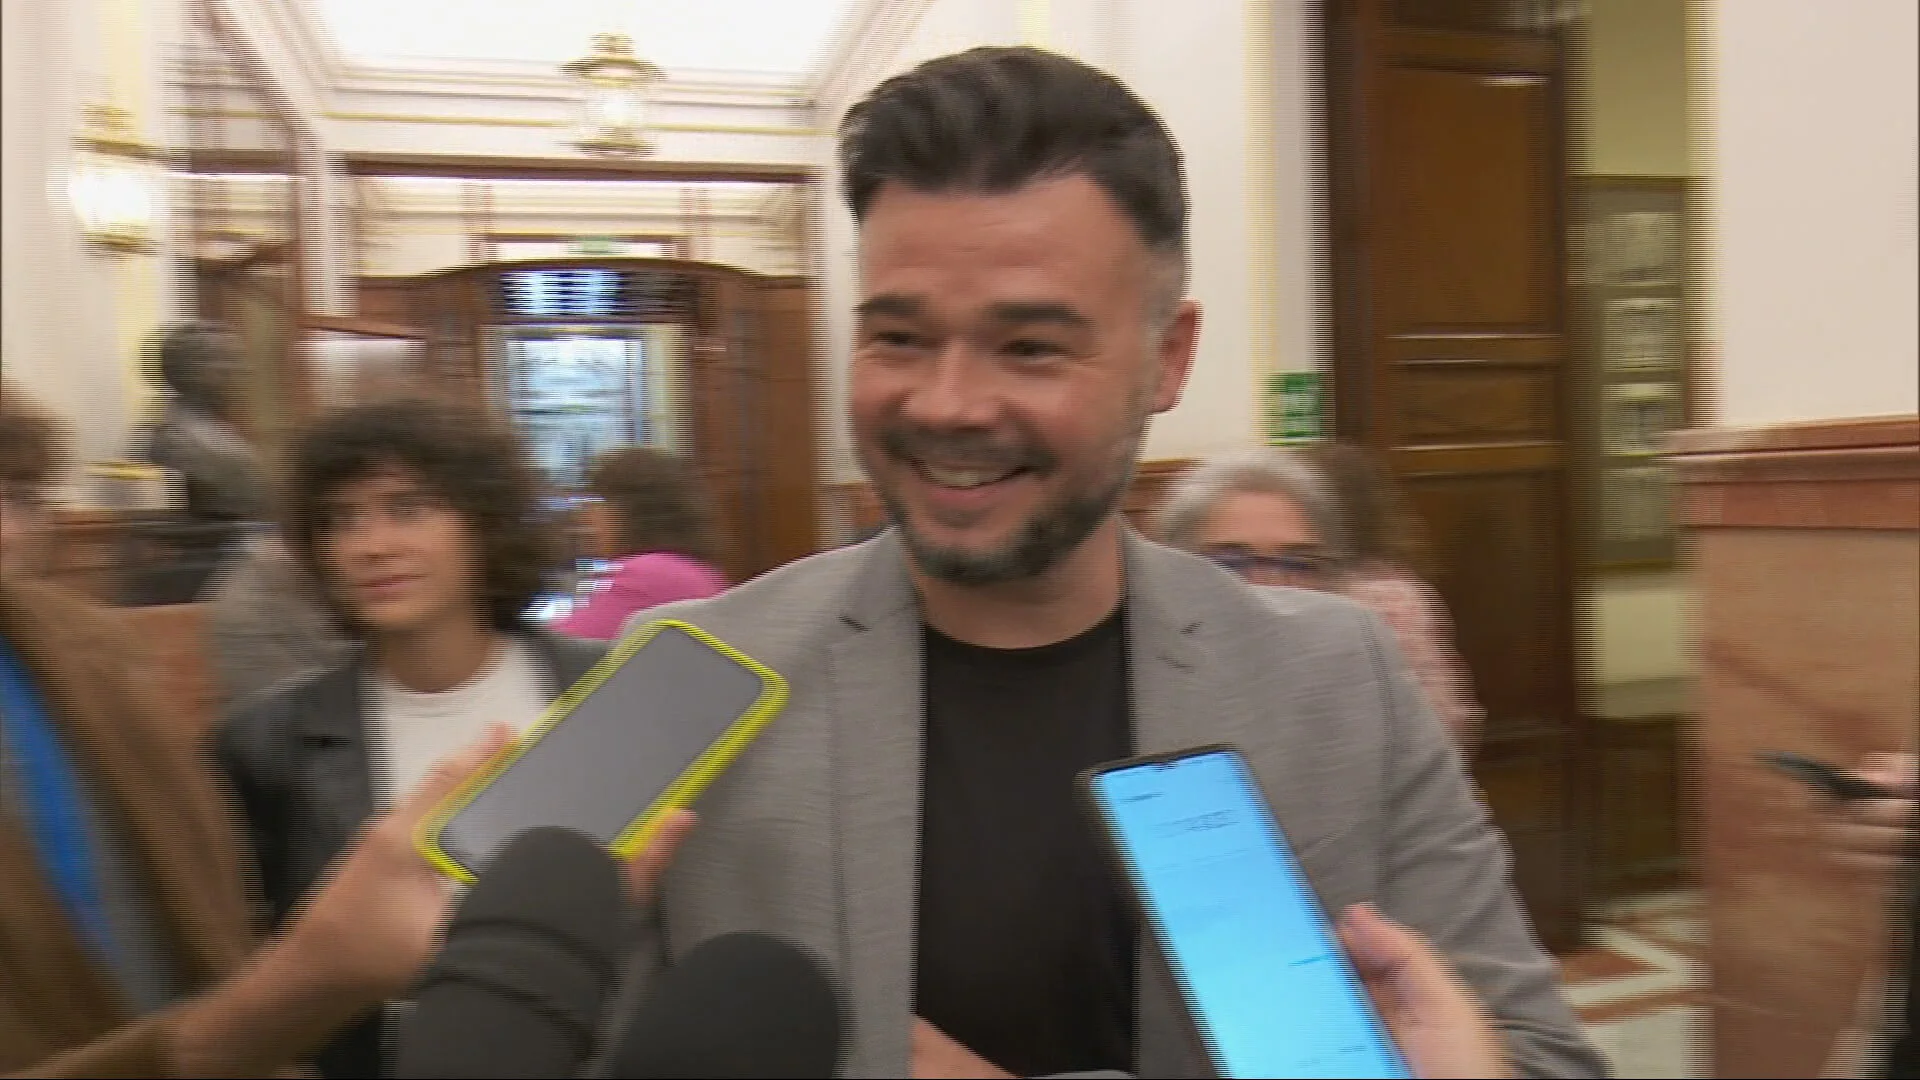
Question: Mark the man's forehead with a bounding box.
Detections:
[856,200,1151,330]
[856,177,1148,277]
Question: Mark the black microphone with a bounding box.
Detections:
[607,932,846,1078]
[396,827,627,1079]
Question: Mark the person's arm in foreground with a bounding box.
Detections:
[1818,753,1916,1080]
[21,727,689,1080]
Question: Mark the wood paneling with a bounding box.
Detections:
[1671,415,1919,1077]
[118,604,218,745]
[1672,416,1920,531]
[1323,0,1585,949]
[370,258,820,583]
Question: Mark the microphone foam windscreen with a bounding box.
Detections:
[397,827,626,1079]
[610,931,846,1079]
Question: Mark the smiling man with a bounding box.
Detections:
[602,46,1604,1080]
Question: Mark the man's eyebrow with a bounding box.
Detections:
[855,294,925,320]
[983,301,1092,331]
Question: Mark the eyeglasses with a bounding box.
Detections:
[1205,550,1331,581]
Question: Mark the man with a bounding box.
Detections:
[0,383,575,1077]
[602,47,1603,1079]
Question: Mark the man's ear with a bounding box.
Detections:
[1149,299,1201,415]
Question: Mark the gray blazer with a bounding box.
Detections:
[605,531,1606,1079]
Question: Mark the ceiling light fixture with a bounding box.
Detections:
[561,32,663,158]
[68,102,163,254]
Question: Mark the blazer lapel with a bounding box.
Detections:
[827,534,925,1076]
[1122,532,1223,1078]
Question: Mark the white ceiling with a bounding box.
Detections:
[313,0,860,76]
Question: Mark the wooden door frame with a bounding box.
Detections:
[1316,0,1594,950]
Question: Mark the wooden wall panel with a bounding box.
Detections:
[1673,416,1919,1078]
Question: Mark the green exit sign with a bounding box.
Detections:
[1263,370,1324,446]
[569,236,621,257]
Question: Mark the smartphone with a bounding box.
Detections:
[1757,750,1894,802]
[1079,745,1410,1079]
[419,620,787,883]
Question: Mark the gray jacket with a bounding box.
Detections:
[601,530,1606,1079]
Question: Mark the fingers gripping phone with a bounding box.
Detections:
[1079,745,1411,1079]
[419,620,787,883]
[1757,751,1897,802]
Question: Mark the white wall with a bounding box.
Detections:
[2,0,184,473]
[1700,0,1919,427]
[810,0,1321,482]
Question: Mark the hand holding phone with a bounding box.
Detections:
[1080,746,1412,1078]
[419,621,786,882]
[1336,905,1511,1080]
[1757,751,1898,802]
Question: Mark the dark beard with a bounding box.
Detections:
[865,419,1146,586]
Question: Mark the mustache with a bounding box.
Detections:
[878,423,1056,474]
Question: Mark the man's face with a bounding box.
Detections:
[316,464,486,637]
[850,175,1198,584]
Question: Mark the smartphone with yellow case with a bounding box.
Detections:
[417,619,788,883]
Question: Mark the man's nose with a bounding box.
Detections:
[899,346,1000,431]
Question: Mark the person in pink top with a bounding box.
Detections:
[557,447,730,640]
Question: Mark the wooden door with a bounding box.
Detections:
[1322,0,1586,950]
[689,276,768,582]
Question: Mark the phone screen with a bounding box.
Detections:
[435,624,776,876]
[1088,748,1409,1079]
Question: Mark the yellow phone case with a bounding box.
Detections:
[415,618,789,884]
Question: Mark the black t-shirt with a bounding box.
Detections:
[913,609,1137,1078]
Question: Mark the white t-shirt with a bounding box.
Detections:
[369,637,549,808]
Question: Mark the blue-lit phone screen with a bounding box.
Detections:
[1090,749,1409,1079]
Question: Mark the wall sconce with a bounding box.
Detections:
[68,103,162,255]
[561,33,663,158]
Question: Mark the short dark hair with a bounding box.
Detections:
[0,379,69,497]
[839,46,1189,306]
[584,446,722,569]
[284,397,552,635]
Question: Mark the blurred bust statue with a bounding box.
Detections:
[136,321,270,527]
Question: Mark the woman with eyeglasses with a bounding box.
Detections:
[1156,444,1483,757]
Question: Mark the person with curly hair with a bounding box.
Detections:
[557,445,729,640]
[3,384,553,1078]
[214,397,606,1078]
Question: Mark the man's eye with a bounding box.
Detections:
[871,330,924,349]
[1006,339,1065,361]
